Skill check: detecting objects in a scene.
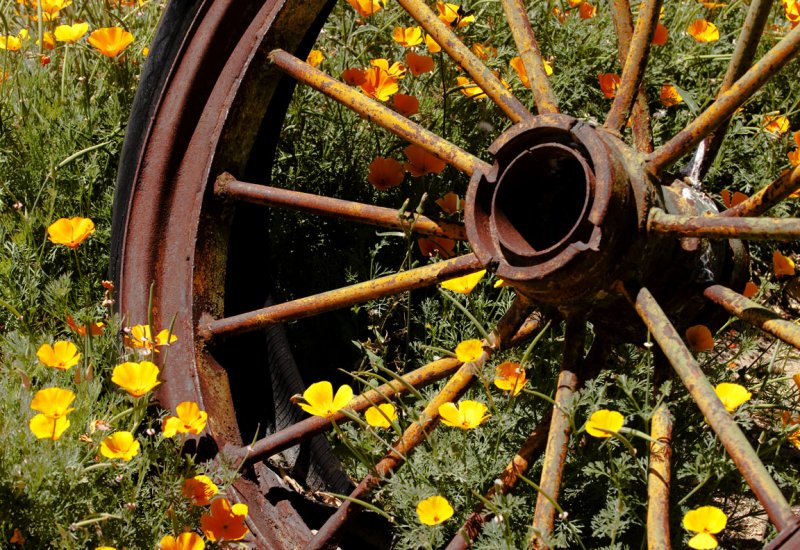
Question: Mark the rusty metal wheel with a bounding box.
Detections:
[111,0,800,547]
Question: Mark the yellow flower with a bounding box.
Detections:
[29,414,70,440]
[773,250,795,278]
[683,506,727,549]
[455,339,483,362]
[111,361,161,398]
[425,34,441,53]
[685,325,714,352]
[306,49,323,67]
[54,22,88,43]
[162,401,208,437]
[100,431,140,461]
[47,217,95,248]
[456,76,486,99]
[416,495,454,525]
[510,56,553,89]
[358,65,399,102]
[365,403,397,428]
[714,382,751,412]
[440,270,486,294]
[296,381,353,417]
[392,26,423,47]
[31,387,75,418]
[200,498,249,542]
[687,19,719,43]
[438,400,490,429]
[586,409,624,438]
[40,31,56,50]
[0,35,22,51]
[182,474,219,506]
[371,58,406,78]
[763,114,790,136]
[40,0,72,16]
[660,84,683,107]
[436,2,474,28]
[494,362,527,396]
[88,27,134,58]
[37,341,80,370]
[125,324,177,351]
[346,0,382,17]
[470,43,496,60]
[158,532,205,550]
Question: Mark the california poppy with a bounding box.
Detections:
[586,409,624,438]
[405,51,434,76]
[111,361,161,398]
[100,431,140,461]
[494,362,527,396]
[393,93,419,117]
[598,73,621,99]
[659,84,683,107]
[47,217,95,248]
[763,114,790,136]
[435,192,460,214]
[296,381,353,417]
[359,66,399,101]
[158,532,206,550]
[683,506,727,549]
[54,22,88,43]
[182,474,219,506]
[306,49,323,67]
[687,19,719,43]
[416,496,454,525]
[37,341,80,370]
[440,270,486,294]
[438,400,490,429]
[88,27,134,57]
[425,34,441,53]
[685,325,714,352]
[774,250,796,277]
[720,189,748,208]
[201,498,249,542]
[392,26,422,47]
[367,157,404,190]
[162,401,208,437]
[417,236,455,258]
[455,339,483,362]
[403,144,446,176]
[652,22,669,45]
[579,2,596,19]
[365,403,397,428]
[436,2,475,28]
[714,382,751,412]
[346,0,382,17]
[510,56,552,89]
[341,67,366,86]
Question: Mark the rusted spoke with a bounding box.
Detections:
[720,165,800,218]
[647,405,672,550]
[683,0,774,179]
[704,285,800,349]
[634,287,796,531]
[647,25,800,174]
[269,49,490,177]
[201,254,484,339]
[396,0,532,122]
[648,207,800,241]
[446,413,552,550]
[530,318,585,548]
[308,299,536,550]
[215,173,467,240]
[609,0,654,152]
[605,0,663,133]
[500,0,559,114]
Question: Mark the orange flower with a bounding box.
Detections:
[47,217,95,248]
[470,43,496,60]
[436,2,475,28]
[720,189,748,208]
[158,532,205,550]
[403,144,446,176]
[794,130,800,148]
[88,27,134,58]
[418,237,455,258]
[789,149,800,167]
[685,325,714,352]
[652,22,669,45]
[200,498,249,542]
[510,56,552,89]
[456,76,486,99]
[579,2,596,19]
[763,114,790,136]
[393,93,419,117]
[37,341,80,370]
[435,192,460,214]
[784,0,800,28]
[425,34,441,53]
[773,250,795,277]
[494,362,527,396]
[405,51,434,76]
[66,315,104,336]
[367,157,404,190]
[359,66,399,101]
[371,58,406,78]
[392,26,423,47]
[598,73,621,99]
[125,324,177,351]
[306,49,323,67]
[742,281,758,298]
[659,84,683,107]
[162,401,208,437]
[687,19,719,43]
[182,474,219,506]
[341,67,366,86]
[346,0,382,17]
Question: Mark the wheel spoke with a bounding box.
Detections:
[704,285,800,349]
[647,404,672,550]
[633,287,796,531]
[201,253,484,339]
[396,0,533,122]
[500,0,559,114]
[530,319,585,548]
[720,165,800,218]
[648,207,800,241]
[605,0,663,133]
[683,0,774,179]
[269,49,491,177]
[308,298,536,550]
[609,0,654,152]
[215,173,467,240]
[647,25,800,174]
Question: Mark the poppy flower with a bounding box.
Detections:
[296,381,353,417]
[659,84,683,107]
[358,66,399,101]
[88,27,134,58]
[371,58,406,78]
[47,217,95,248]
[29,414,70,440]
[425,34,441,53]
[720,189,748,208]
[346,0,382,17]
[742,281,758,298]
[652,22,669,45]
[365,403,398,428]
[683,506,727,549]
[456,76,486,99]
[789,149,800,166]
[685,325,715,352]
[125,324,177,351]
[416,495,454,525]
[112,361,161,398]
[100,431,140,461]
[598,73,621,99]
[781,411,800,449]
[794,130,800,149]
[784,0,800,27]
[40,32,56,50]
[405,51,434,76]
[54,22,88,43]
[393,93,419,117]
[31,387,75,419]
[392,26,423,48]
[182,474,219,506]
[440,270,486,294]
[773,250,795,277]
[66,315,104,336]
[403,144,446,176]
[158,532,205,550]
[494,362,527,396]
[37,341,80,370]
[435,192,460,214]
[714,382,751,412]
[436,2,475,28]
[162,401,208,437]
[579,2,596,19]
[368,156,404,190]
[417,236,455,258]
[470,43,496,60]
[200,498,249,542]
[306,49,323,67]
[687,19,719,43]
[700,0,727,7]
[455,339,484,362]
[341,67,366,86]
[439,400,490,429]
[0,35,22,51]
[585,409,624,438]
[763,114,790,136]
[510,56,552,89]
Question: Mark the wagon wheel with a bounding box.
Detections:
[110,0,800,547]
